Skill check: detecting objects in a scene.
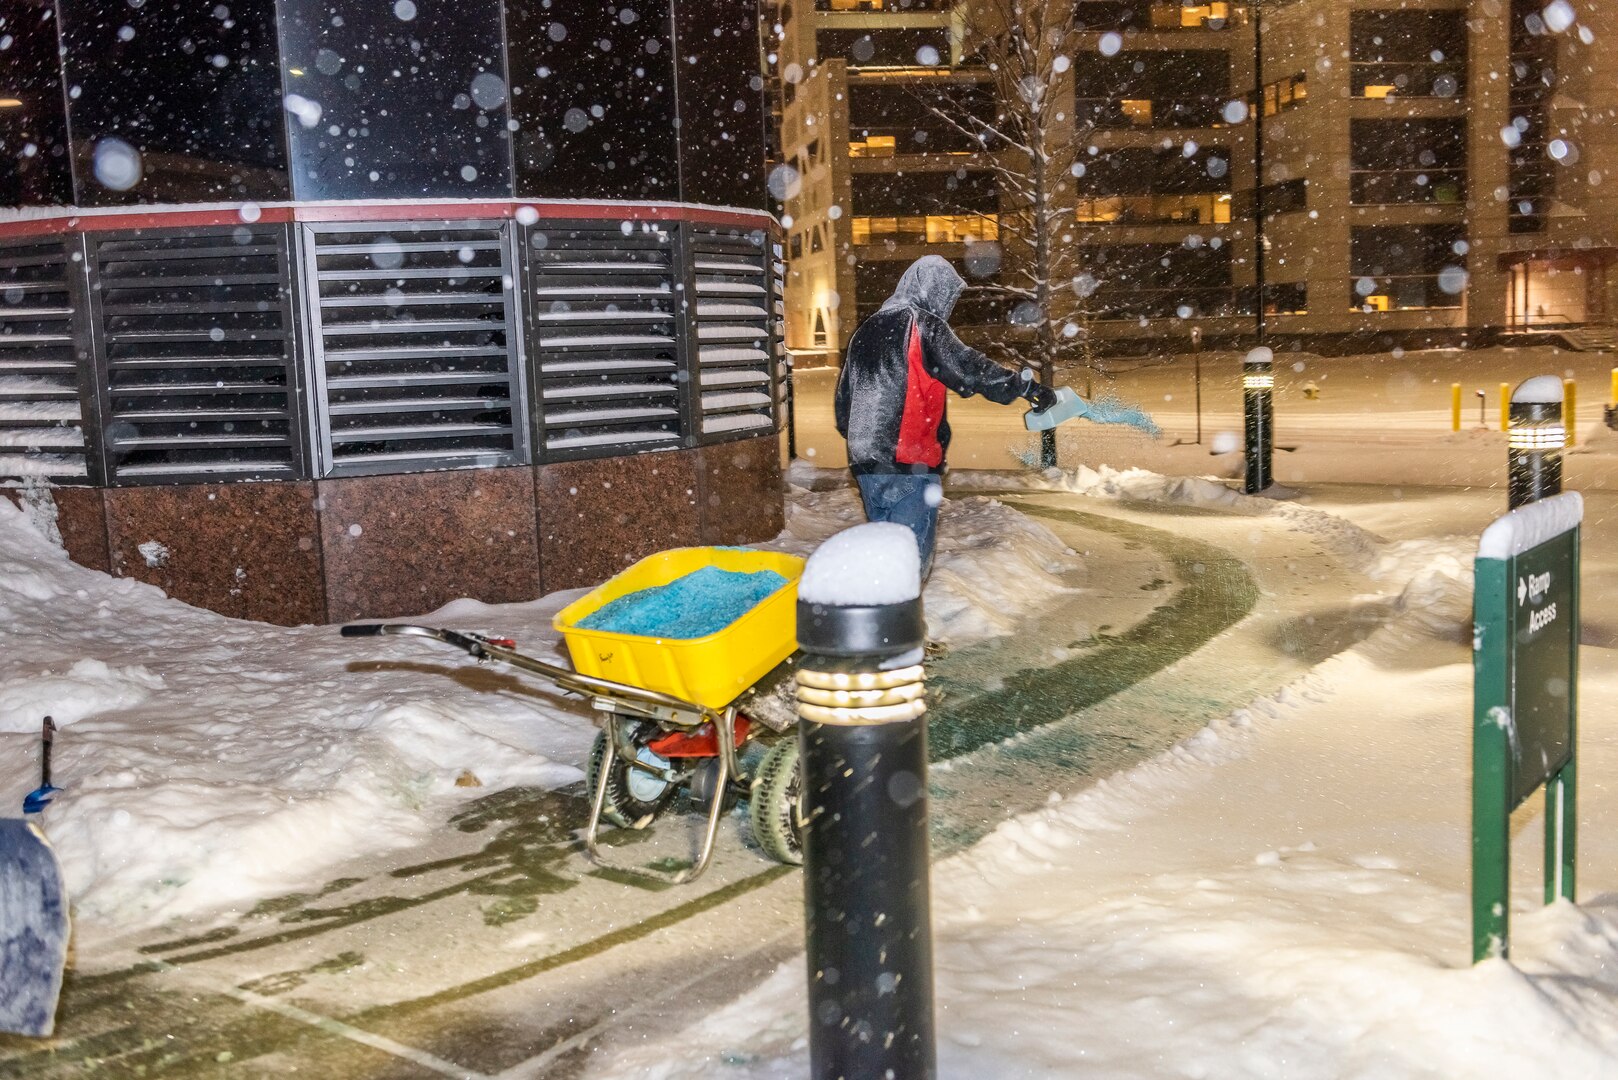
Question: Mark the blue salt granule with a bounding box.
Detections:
[1084,392,1162,438]
[578,566,789,639]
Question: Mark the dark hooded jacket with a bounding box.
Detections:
[835,255,1033,475]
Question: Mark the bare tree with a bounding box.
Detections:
[913,0,1092,465]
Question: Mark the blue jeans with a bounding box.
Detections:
[856,473,942,575]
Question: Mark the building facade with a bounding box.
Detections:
[773,0,1618,362]
[0,0,786,625]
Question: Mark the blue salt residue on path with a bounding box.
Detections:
[579,566,788,639]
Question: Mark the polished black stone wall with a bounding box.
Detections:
[58,0,291,204]
[276,0,513,200]
[5,0,766,208]
[507,0,679,201]
[0,0,76,206]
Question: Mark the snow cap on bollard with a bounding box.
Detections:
[797,523,925,659]
[1512,374,1565,405]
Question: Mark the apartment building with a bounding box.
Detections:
[772,0,1618,362]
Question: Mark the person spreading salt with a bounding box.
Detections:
[834,256,1062,577]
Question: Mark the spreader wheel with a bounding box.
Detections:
[587,725,677,829]
[748,736,803,865]
[689,757,740,815]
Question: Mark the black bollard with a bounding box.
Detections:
[796,595,934,1080]
[1508,375,1565,509]
[1243,346,1274,494]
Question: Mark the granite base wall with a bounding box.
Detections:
[318,467,541,623]
[104,482,327,626]
[536,448,703,593]
[9,436,786,626]
[697,434,785,545]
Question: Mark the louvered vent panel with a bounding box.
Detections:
[309,223,523,475]
[772,241,787,416]
[0,237,89,482]
[94,227,299,483]
[689,227,776,440]
[527,223,682,457]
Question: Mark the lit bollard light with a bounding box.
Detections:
[1508,375,1566,510]
[795,525,934,1080]
[1243,346,1274,494]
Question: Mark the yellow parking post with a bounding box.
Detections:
[1452,383,1462,432]
[1565,379,1577,446]
[1500,383,1511,431]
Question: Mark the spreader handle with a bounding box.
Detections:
[340,623,387,637]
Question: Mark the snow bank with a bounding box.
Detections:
[0,500,588,938]
[1066,464,1385,564]
[777,475,1082,645]
[0,660,164,733]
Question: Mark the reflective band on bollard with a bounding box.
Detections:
[1244,346,1274,494]
[796,595,935,1080]
[1508,375,1565,510]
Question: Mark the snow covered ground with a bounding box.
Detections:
[791,344,1618,490]
[10,339,1618,1075]
[592,472,1618,1080]
[0,477,1080,943]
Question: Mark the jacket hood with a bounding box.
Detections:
[878,255,965,319]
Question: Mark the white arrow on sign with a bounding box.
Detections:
[1518,577,1528,605]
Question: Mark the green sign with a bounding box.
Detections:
[1472,492,1582,963]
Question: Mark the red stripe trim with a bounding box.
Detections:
[0,218,73,239]
[292,202,519,223]
[0,201,775,239]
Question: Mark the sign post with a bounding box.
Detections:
[1471,491,1582,962]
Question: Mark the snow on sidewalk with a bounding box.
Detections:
[0,480,1080,940]
[591,480,1618,1080]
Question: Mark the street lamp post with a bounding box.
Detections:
[1252,0,1266,348]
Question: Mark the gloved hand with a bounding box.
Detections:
[1025,383,1060,412]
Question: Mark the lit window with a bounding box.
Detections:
[1178,3,1230,28]
[1255,72,1308,115]
[850,215,998,244]
[1362,84,1396,100]
[1121,99,1153,126]
[849,135,896,158]
[812,309,830,347]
